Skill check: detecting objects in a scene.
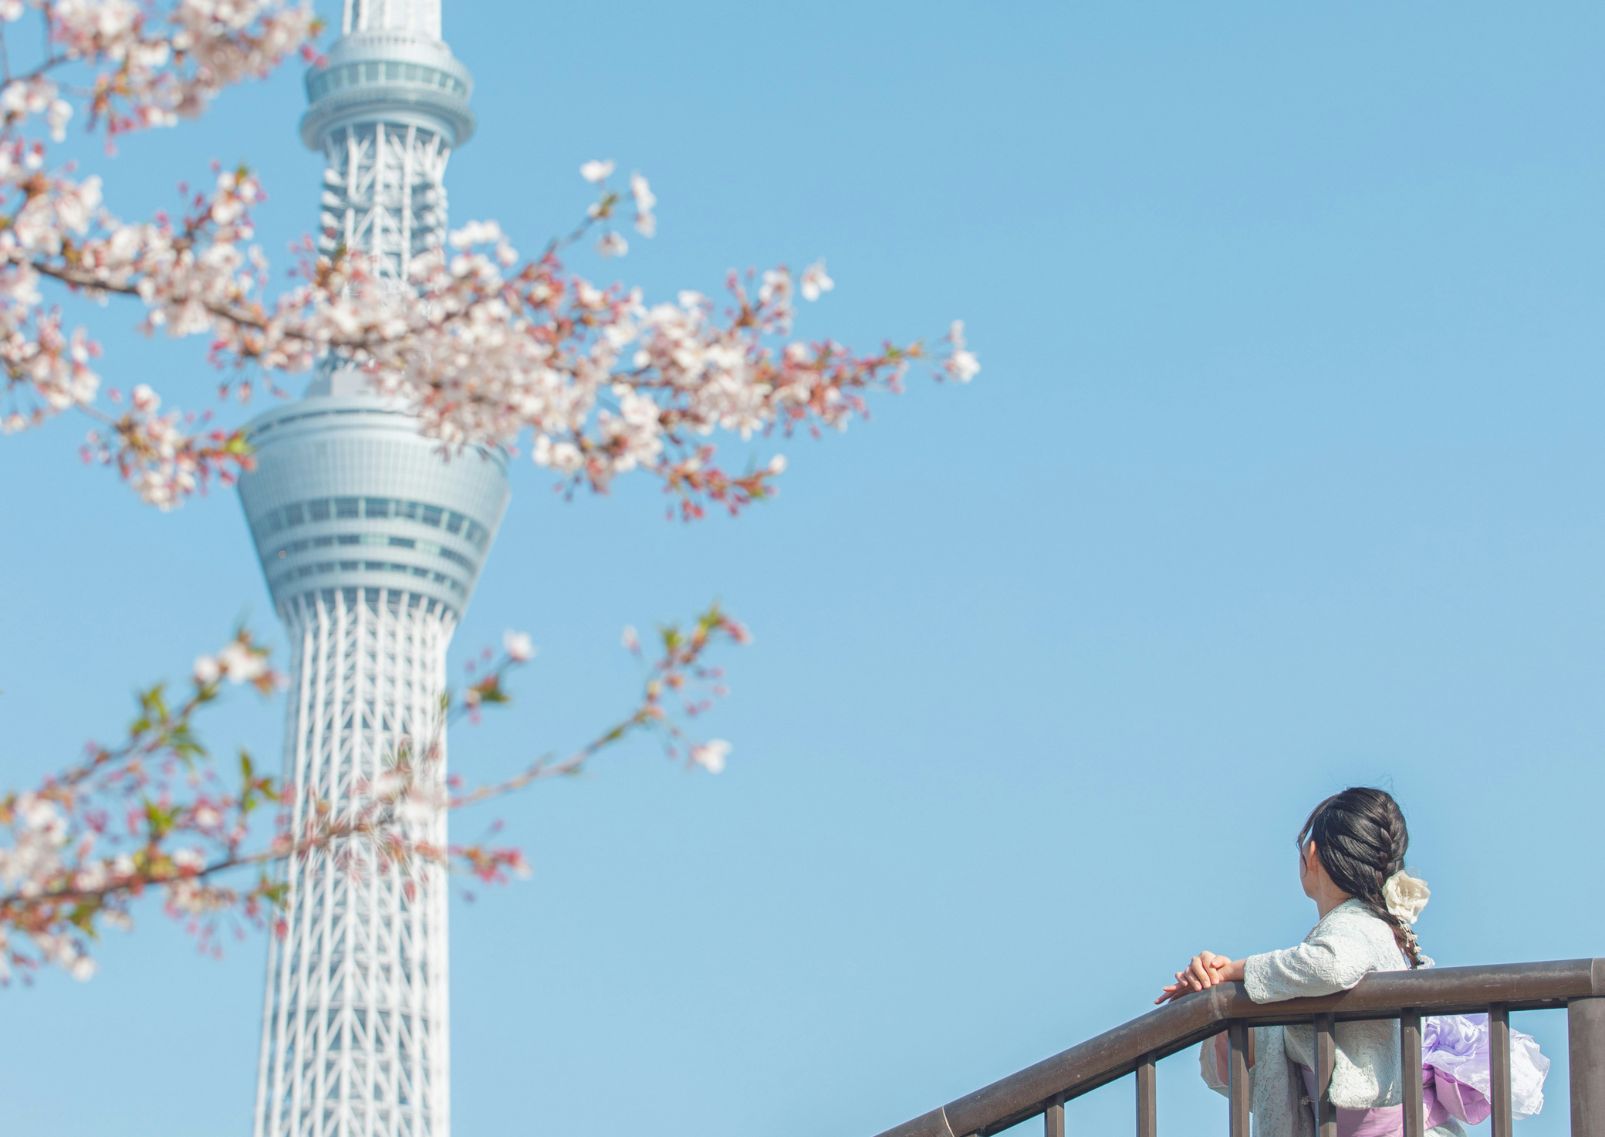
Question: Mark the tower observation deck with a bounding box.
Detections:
[238,4,507,1136]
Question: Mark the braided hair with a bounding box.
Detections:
[1298,787,1425,968]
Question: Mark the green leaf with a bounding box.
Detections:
[143,800,177,838]
[67,902,101,939]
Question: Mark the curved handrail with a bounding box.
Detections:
[874,958,1605,1137]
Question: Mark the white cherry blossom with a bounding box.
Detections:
[630,172,656,237]
[689,739,730,775]
[502,630,536,662]
[800,260,833,302]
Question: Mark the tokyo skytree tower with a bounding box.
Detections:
[238,2,507,1135]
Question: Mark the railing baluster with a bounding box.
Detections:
[1135,1055,1156,1137]
[1313,1014,1336,1137]
[1044,1096,1064,1137]
[1488,1004,1512,1137]
[1228,1022,1251,1137]
[1571,997,1605,1135]
[1399,1010,1424,1137]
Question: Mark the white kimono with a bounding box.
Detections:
[1198,899,1464,1137]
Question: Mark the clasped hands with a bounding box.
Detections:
[1154,950,1245,1005]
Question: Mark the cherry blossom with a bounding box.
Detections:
[7,153,974,514]
[0,607,744,983]
[579,158,615,184]
[502,630,535,663]
[0,0,974,515]
[629,172,656,238]
[0,0,977,984]
[690,739,730,775]
[800,260,833,302]
[944,319,981,383]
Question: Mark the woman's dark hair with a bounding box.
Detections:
[1298,787,1424,967]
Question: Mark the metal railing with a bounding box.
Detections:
[873,958,1604,1137]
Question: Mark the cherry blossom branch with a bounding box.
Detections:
[32,0,321,140]
[0,2,976,516]
[0,0,977,986]
[0,149,975,516]
[0,605,745,984]
[450,604,745,808]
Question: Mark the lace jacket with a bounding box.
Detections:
[1197,899,1463,1137]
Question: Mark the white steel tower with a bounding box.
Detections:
[238,4,506,1136]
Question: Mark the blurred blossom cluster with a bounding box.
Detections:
[0,0,974,516]
[0,0,974,984]
[1,606,746,984]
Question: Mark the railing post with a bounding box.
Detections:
[1399,1010,1424,1137]
[1135,1055,1156,1137]
[1043,1096,1064,1137]
[1314,1014,1336,1137]
[1571,998,1605,1135]
[1488,1004,1512,1137]
[1228,1021,1251,1137]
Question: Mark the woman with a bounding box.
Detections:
[1158,787,1473,1137]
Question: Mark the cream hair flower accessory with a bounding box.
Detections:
[1383,870,1430,925]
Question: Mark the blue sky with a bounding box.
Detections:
[1,1,1602,1134]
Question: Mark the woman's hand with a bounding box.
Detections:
[1154,951,1243,1004]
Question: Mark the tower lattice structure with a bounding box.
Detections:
[238,4,506,1135]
